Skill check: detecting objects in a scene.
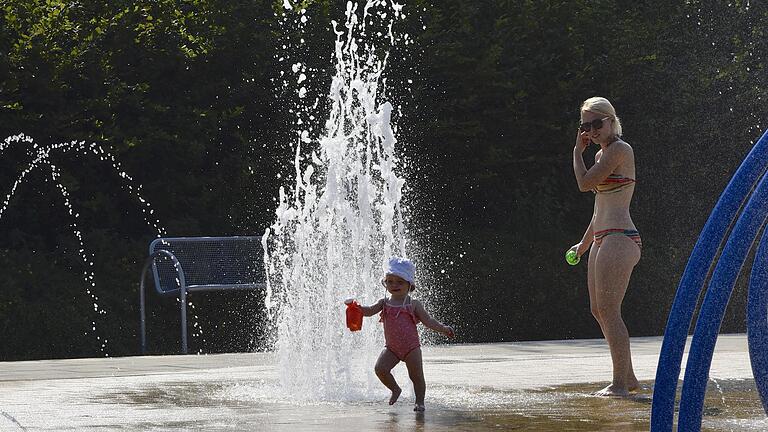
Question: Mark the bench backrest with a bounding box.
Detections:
[149,236,264,294]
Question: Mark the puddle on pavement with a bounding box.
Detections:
[94,378,767,431]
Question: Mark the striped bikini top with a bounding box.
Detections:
[593,173,636,194]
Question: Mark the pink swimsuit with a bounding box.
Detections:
[380,297,421,361]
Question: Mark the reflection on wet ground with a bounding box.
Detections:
[93,378,765,431]
[1,337,764,431]
[455,380,765,432]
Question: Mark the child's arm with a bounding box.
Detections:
[413,299,454,337]
[359,298,385,317]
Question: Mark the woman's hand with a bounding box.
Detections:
[575,130,590,153]
[569,242,590,258]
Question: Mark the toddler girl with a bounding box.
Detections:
[356,257,454,412]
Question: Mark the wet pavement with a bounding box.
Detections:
[0,334,764,431]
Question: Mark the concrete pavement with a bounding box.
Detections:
[0,334,762,431]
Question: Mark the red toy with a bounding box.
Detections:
[345,298,363,331]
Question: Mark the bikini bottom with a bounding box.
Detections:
[594,228,642,250]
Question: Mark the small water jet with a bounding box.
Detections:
[1,133,166,355]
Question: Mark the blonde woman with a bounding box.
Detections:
[569,97,641,396]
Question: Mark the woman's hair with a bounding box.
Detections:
[581,97,623,137]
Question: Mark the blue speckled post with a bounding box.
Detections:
[748,225,768,413]
[651,129,768,432]
[677,171,768,429]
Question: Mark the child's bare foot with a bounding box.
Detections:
[389,387,402,405]
[413,403,425,412]
[592,384,631,397]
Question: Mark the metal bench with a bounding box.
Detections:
[139,236,265,354]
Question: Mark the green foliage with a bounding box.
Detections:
[1,0,767,359]
[1,0,291,359]
[398,0,767,342]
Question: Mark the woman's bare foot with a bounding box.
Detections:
[592,383,631,397]
[627,377,640,393]
[389,387,402,405]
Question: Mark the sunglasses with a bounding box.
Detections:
[579,116,611,132]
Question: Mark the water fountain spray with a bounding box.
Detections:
[262,0,410,401]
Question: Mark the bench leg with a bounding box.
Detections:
[180,286,188,354]
[139,256,154,355]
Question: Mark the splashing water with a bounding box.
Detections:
[1,134,165,235]
[262,1,410,401]
[1,133,166,354]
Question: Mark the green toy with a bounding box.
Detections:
[565,250,580,265]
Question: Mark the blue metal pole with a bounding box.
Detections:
[748,223,768,413]
[677,171,768,430]
[651,129,768,431]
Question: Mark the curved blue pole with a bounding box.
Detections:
[748,223,768,413]
[677,171,768,430]
[651,129,768,431]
